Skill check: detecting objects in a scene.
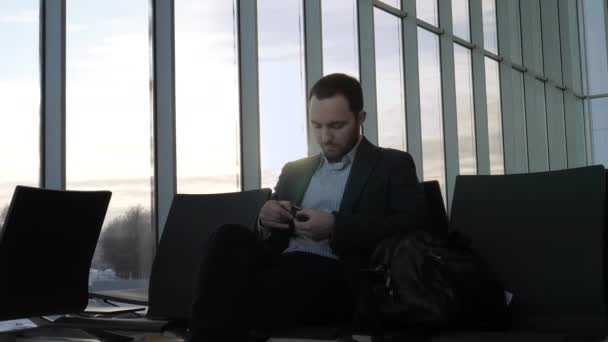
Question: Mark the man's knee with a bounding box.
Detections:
[210,224,257,248]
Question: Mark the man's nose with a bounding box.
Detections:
[321,128,333,144]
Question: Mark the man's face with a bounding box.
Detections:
[309,94,366,162]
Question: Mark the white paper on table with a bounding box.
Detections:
[0,319,37,332]
[504,291,514,306]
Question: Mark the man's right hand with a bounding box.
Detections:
[259,200,294,230]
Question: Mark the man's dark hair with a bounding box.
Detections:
[308,73,364,114]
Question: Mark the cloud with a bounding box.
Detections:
[0,9,37,24]
[67,23,89,33]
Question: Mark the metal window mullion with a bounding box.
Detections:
[604,0,608,86]
[588,93,608,100]
[438,0,458,208]
[496,0,522,174]
[402,0,423,178]
[42,0,66,190]
[453,36,475,49]
[583,97,592,164]
[304,0,322,156]
[373,0,406,17]
[238,0,261,190]
[152,0,176,238]
[358,0,378,145]
[417,19,443,35]
[577,0,592,164]
[469,0,490,175]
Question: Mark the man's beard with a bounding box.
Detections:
[322,131,360,162]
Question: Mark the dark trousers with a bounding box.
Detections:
[189,224,355,341]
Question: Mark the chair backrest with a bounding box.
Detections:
[0,186,111,320]
[147,188,272,320]
[421,180,449,236]
[449,165,607,334]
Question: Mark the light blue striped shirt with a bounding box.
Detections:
[282,139,361,259]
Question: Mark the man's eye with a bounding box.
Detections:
[330,123,345,129]
[312,124,321,129]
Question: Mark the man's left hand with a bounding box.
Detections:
[293,208,335,241]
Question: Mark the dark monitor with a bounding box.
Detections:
[0,186,111,321]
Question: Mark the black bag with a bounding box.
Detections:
[362,230,508,332]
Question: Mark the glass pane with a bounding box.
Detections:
[513,70,528,171]
[591,98,608,166]
[454,44,476,175]
[66,0,154,290]
[258,0,307,189]
[482,0,498,54]
[582,0,608,94]
[175,0,241,194]
[322,0,359,77]
[591,98,608,131]
[416,0,438,26]
[485,57,504,174]
[375,9,406,151]
[0,0,40,226]
[378,0,401,10]
[418,28,445,196]
[520,0,543,73]
[508,0,522,64]
[452,0,470,41]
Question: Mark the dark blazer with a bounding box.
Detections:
[267,137,430,263]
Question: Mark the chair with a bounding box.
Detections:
[260,180,445,342]
[147,188,272,321]
[0,186,111,321]
[55,188,272,332]
[422,180,449,236]
[449,165,608,336]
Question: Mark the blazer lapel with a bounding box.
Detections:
[291,155,321,205]
[339,137,380,213]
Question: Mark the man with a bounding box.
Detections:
[190,73,429,341]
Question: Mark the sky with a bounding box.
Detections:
[0,0,505,276]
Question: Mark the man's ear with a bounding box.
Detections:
[357,111,367,125]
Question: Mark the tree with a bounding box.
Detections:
[0,205,8,229]
[97,206,155,279]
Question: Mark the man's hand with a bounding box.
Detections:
[259,200,294,230]
[293,208,335,241]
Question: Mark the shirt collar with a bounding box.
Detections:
[320,136,362,171]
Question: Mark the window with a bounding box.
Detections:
[416,0,438,26]
[454,44,476,175]
[175,0,241,194]
[66,0,154,290]
[258,0,308,189]
[375,8,406,151]
[452,0,470,41]
[484,58,504,174]
[418,28,445,195]
[0,0,40,228]
[482,0,498,54]
[322,0,359,77]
